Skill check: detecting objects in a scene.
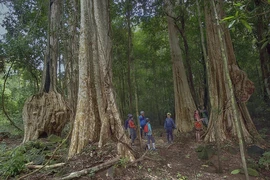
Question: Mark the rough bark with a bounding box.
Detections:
[175,10,197,107]
[22,0,70,143]
[211,1,249,178]
[65,0,79,116]
[68,0,135,161]
[255,0,270,102]
[165,0,196,132]
[204,0,260,143]
[22,92,70,142]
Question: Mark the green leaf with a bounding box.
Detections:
[235,11,239,17]
[240,19,252,32]
[221,16,235,22]
[261,41,269,50]
[231,169,241,174]
[228,20,236,29]
[233,2,243,7]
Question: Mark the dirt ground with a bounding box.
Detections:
[1,126,270,180]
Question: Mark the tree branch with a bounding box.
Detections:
[60,156,120,180]
[1,62,22,131]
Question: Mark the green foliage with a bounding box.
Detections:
[0,145,27,178]
[116,157,129,168]
[259,151,270,170]
[176,172,188,180]
[231,169,241,174]
[258,128,268,139]
[246,168,259,177]
[222,2,252,32]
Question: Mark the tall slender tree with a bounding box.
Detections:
[68,0,135,160]
[165,0,196,132]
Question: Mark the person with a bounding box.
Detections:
[139,111,146,138]
[144,118,156,150]
[199,106,208,127]
[128,115,137,146]
[194,110,203,142]
[124,114,132,138]
[164,112,175,144]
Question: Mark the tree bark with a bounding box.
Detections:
[165,0,196,132]
[204,0,260,143]
[211,1,249,178]
[255,0,270,102]
[68,0,135,161]
[126,0,134,113]
[22,0,70,143]
[65,0,79,116]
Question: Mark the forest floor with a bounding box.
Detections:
[1,125,270,180]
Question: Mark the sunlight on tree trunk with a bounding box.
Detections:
[165,0,196,132]
[68,0,135,161]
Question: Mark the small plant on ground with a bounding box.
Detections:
[0,146,27,178]
[176,172,188,180]
[259,151,270,170]
[116,157,129,168]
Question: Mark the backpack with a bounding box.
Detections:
[143,123,149,133]
[194,121,202,130]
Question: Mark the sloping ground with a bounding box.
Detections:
[1,127,269,180]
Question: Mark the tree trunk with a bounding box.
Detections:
[68,0,135,161]
[65,0,79,116]
[255,0,270,102]
[22,0,70,143]
[126,0,134,113]
[211,1,249,178]
[165,0,196,132]
[175,11,197,107]
[204,0,260,143]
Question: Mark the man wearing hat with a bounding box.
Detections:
[164,112,175,144]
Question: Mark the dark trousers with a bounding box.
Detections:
[147,135,155,144]
[130,128,136,143]
[166,128,173,142]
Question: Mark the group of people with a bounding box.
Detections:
[124,106,209,149]
[124,111,176,150]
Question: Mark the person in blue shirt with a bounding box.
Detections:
[139,111,146,137]
[145,118,156,150]
[164,112,175,144]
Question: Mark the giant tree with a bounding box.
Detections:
[203,0,260,143]
[68,0,134,160]
[63,0,80,116]
[254,0,270,102]
[22,0,70,142]
[165,0,196,132]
